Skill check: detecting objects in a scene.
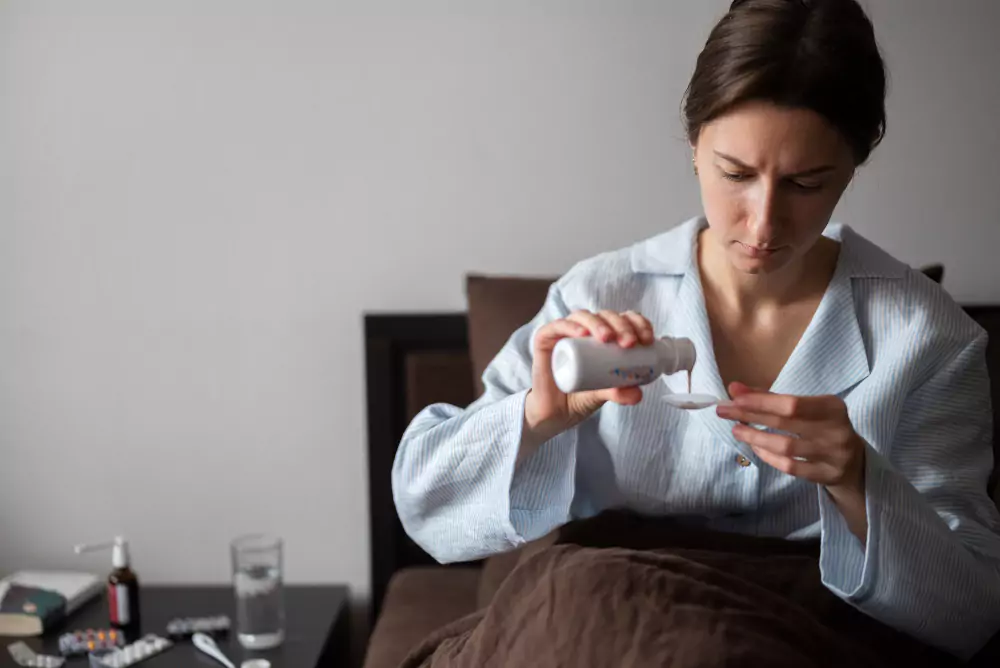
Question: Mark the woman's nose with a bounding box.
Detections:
[747,182,780,244]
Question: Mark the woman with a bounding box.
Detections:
[392,0,1000,659]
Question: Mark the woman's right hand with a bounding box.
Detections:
[523,309,655,445]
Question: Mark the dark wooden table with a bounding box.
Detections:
[2,585,349,668]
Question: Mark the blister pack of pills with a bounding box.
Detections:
[7,641,65,668]
[58,629,125,657]
[87,635,172,668]
[165,614,230,638]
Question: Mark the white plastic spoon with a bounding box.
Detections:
[193,633,272,668]
[662,393,725,410]
[193,633,236,668]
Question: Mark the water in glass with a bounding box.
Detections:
[231,534,285,649]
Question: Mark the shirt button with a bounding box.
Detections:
[736,455,751,468]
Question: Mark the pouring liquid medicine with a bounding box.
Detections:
[551,335,721,409]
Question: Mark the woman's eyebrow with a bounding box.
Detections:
[712,150,836,177]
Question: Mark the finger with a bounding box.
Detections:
[731,391,838,421]
[748,441,838,483]
[570,386,643,414]
[621,311,655,345]
[716,404,811,436]
[566,311,615,343]
[533,319,590,353]
[598,310,639,347]
[601,386,643,406]
[728,381,769,398]
[730,423,825,461]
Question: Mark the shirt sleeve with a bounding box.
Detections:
[818,331,1000,659]
[391,283,580,564]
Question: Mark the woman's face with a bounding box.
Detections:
[693,101,857,275]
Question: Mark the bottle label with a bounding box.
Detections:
[611,366,656,384]
[108,584,131,624]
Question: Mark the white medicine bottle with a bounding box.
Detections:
[551,336,697,394]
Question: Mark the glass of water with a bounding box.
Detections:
[231,534,285,649]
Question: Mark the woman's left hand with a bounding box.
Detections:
[715,381,866,494]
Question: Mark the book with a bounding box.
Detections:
[0,571,103,636]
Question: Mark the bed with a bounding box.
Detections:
[362,273,1000,667]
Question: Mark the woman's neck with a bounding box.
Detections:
[697,229,839,316]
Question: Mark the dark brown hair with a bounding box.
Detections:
[683,0,887,165]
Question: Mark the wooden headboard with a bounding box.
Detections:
[364,313,476,620]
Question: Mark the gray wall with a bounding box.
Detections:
[2,0,998,607]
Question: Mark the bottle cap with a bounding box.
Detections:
[74,536,130,569]
[658,336,696,373]
[675,337,697,371]
[242,661,271,668]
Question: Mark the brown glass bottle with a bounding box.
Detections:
[108,563,141,640]
[74,536,143,641]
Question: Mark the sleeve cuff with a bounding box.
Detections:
[507,392,578,541]
[818,442,885,601]
[395,389,544,562]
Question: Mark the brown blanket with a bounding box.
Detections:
[401,511,964,668]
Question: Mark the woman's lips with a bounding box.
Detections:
[736,241,784,258]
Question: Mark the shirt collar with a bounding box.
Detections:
[630,216,908,279]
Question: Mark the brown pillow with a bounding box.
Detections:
[920,263,944,284]
[465,274,555,397]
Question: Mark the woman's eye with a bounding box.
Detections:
[717,170,823,191]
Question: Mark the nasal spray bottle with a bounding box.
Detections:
[75,537,141,639]
[551,335,697,393]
